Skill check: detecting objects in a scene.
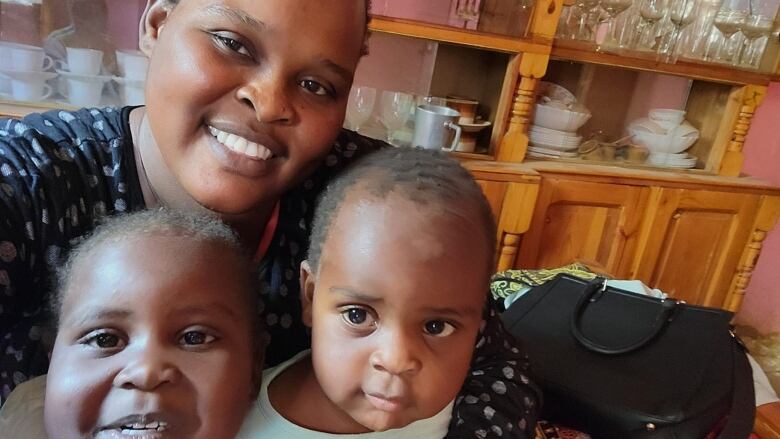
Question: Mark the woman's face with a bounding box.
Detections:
[140,0,366,215]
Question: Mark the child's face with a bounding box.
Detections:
[141,0,366,215]
[45,236,258,439]
[301,192,489,432]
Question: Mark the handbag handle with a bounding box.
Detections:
[570,277,678,355]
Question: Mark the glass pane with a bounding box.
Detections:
[370,0,534,38]
[0,0,148,108]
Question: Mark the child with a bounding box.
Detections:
[1,209,264,439]
[237,148,499,438]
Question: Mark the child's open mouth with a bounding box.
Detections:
[208,126,275,161]
[96,414,171,438]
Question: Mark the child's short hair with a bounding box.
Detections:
[308,147,496,274]
[52,208,261,331]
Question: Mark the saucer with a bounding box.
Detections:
[0,68,57,81]
[458,120,491,132]
[111,76,145,86]
[56,69,113,83]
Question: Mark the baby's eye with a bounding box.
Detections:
[179,330,216,346]
[300,79,331,97]
[80,330,126,350]
[214,34,251,56]
[341,307,376,329]
[424,320,456,337]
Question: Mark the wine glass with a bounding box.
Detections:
[599,0,636,48]
[575,0,603,41]
[711,4,748,63]
[635,0,670,49]
[345,86,377,132]
[738,14,773,68]
[378,91,414,145]
[659,0,703,62]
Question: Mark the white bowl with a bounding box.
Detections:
[628,117,667,134]
[530,125,578,136]
[629,128,698,154]
[649,109,686,131]
[533,103,591,132]
[529,131,581,145]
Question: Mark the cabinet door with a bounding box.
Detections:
[517,178,649,276]
[632,188,760,308]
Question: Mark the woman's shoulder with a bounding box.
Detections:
[4,106,132,146]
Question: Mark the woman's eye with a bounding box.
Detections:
[424,320,456,337]
[81,331,126,350]
[215,34,251,56]
[300,79,331,97]
[341,307,375,329]
[179,330,216,346]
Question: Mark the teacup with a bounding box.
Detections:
[118,79,145,105]
[9,45,53,72]
[62,75,109,106]
[66,48,104,76]
[11,77,52,102]
[116,50,149,80]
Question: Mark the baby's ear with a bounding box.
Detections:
[138,0,173,56]
[299,261,316,328]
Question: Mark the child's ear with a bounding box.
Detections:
[300,261,316,328]
[138,0,173,56]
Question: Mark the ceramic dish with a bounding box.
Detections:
[459,120,491,132]
[0,68,57,81]
[56,69,113,83]
[533,103,591,132]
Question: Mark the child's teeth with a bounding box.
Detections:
[208,126,273,160]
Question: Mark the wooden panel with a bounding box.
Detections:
[632,188,760,308]
[475,179,509,221]
[517,178,648,276]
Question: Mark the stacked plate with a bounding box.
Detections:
[646,152,698,168]
[528,125,582,158]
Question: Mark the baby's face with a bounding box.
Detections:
[45,236,258,439]
[304,192,489,431]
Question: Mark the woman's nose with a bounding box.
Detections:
[113,344,181,391]
[370,329,423,377]
[236,72,295,124]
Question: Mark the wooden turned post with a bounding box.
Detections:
[719,85,767,177]
[497,232,522,272]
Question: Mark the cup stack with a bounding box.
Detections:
[0,41,58,102]
[113,50,149,106]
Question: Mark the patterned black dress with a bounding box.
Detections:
[0,107,541,438]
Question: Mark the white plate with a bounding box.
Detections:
[112,75,145,86]
[529,145,578,157]
[458,120,491,132]
[529,141,579,152]
[530,125,578,136]
[0,68,57,81]
[529,135,581,147]
[56,69,113,83]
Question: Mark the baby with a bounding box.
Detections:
[237,147,497,437]
[41,209,265,439]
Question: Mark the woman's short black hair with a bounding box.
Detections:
[307,147,496,276]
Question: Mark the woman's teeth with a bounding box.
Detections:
[208,126,273,160]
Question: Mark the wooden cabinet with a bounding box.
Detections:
[517,178,649,277]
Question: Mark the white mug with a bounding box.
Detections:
[412,105,462,152]
[121,82,145,105]
[11,79,52,102]
[66,47,104,76]
[63,77,106,107]
[10,45,53,72]
[116,50,149,80]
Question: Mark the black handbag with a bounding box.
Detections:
[498,273,755,439]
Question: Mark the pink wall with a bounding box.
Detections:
[106,0,146,50]
[735,81,780,333]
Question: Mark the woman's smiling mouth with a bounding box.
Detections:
[208,126,274,160]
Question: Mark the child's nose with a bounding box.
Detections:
[236,73,295,124]
[370,329,423,377]
[113,344,182,392]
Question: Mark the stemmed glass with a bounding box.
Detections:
[635,0,670,50]
[711,2,749,63]
[738,14,774,68]
[659,0,703,62]
[575,0,603,41]
[379,91,414,145]
[345,86,377,132]
[599,0,636,48]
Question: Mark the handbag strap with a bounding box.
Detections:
[570,277,678,355]
[717,333,756,439]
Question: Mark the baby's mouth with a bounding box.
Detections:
[208,126,275,160]
[96,414,171,437]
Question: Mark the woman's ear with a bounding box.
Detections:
[138,0,173,56]
[300,261,317,328]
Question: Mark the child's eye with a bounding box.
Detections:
[341,307,376,329]
[300,79,332,97]
[213,33,251,57]
[179,330,216,346]
[424,320,456,337]
[80,330,126,350]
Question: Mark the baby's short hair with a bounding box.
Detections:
[53,208,260,330]
[307,147,496,275]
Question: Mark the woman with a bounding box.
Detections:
[0,1,540,437]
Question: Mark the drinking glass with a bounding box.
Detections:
[711,4,748,63]
[379,91,414,145]
[738,14,773,67]
[576,0,603,41]
[599,0,636,48]
[635,0,670,49]
[345,85,377,132]
[659,0,703,62]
